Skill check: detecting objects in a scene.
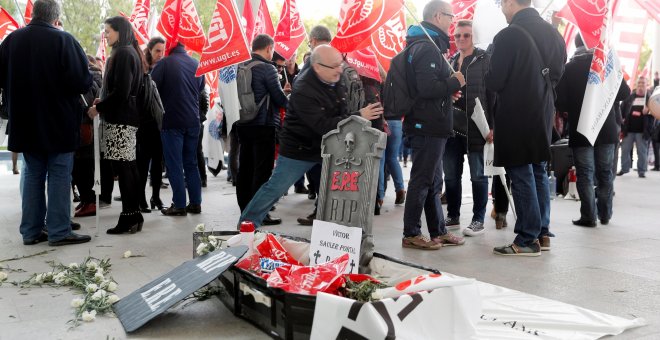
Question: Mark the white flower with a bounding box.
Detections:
[81,310,96,322]
[123,251,132,258]
[195,224,205,232]
[196,243,209,256]
[68,263,79,269]
[86,283,98,293]
[107,294,120,304]
[54,277,64,285]
[91,289,107,301]
[33,274,44,284]
[86,261,98,271]
[70,298,85,308]
[96,268,104,275]
[106,281,118,292]
[94,273,104,283]
[208,236,220,248]
[0,271,7,282]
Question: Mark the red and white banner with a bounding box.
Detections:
[345,48,381,82]
[274,0,306,61]
[332,0,403,53]
[557,0,611,49]
[370,12,406,72]
[196,0,251,77]
[157,0,206,54]
[254,0,275,39]
[577,0,624,145]
[96,29,107,64]
[24,0,33,25]
[635,0,660,22]
[0,7,19,41]
[242,0,255,44]
[612,0,649,86]
[205,70,220,109]
[127,0,151,45]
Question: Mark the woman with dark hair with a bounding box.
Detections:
[87,16,145,234]
[144,37,165,71]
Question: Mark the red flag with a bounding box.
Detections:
[205,70,220,109]
[0,7,19,41]
[562,22,579,57]
[557,0,610,49]
[196,0,251,76]
[274,0,306,61]
[635,0,660,22]
[331,0,404,53]
[243,0,255,43]
[345,48,381,81]
[96,29,107,64]
[157,0,206,54]
[254,0,275,38]
[370,12,406,72]
[127,0,150,45]
[24,0,33,25]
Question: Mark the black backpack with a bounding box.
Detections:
[341,64,365,113]
[383,41,424,120]
[138,73,164,130]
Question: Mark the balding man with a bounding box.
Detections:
[238,45,382,228]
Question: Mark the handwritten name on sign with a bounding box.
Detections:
[310,220,361,274]
[113,246,247,333]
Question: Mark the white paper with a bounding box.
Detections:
[309,220,362,273]
[484,143,506,176]
[472,98,490,139]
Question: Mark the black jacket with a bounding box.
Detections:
[403,22,462,138]
[96,45,142,127]
[238,53,288,128]
[485,8,566,167]
[279,67,353,162]
[621,90,654,139]
[450,48,495,152]
[0,20,92,153]
[555,50,630,147]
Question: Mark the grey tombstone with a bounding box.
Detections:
[317,115,386,273]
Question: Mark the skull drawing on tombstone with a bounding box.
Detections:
[345,132,356,154]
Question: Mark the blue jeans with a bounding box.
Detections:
[572,144,615,221]
[443,136,489,222]
[20,152,74,242]
[240,156,319,227]
[378,120,405,200]
[162,127,202,208]
[620,132,649,175]
[403,135,447,238]
[505,162,551,247]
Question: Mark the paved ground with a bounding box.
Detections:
[0,156,659,339]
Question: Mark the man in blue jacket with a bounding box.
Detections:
[0,0,92,246]
[235,34,288,225]
[152,43,206,216]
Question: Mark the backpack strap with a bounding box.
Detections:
[244,60,270,110]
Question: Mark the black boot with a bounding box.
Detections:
[150,197,164,210]
[107,212,143,234]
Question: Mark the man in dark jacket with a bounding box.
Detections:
[238,45,382,228]
[235,34,288,225]
[555,35,630,228]
[152,43,206,216]
[0,0,92,246]
[486,0,566,256]
[401,0,466,251]
[618,76,654,178]
[443,19,495,237]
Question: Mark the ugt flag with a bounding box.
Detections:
[331,0,403,53]
[196,0,251,76]
[157,0,206,54]
[370,12,406,72]
[274,0,306,61]
[24,0,33,25]
[127,0,151,45]
[576,0,624,145]
[557,0,610,49]
[0,7,19,41]
[254,0,275,39]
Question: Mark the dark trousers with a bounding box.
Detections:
[228,126,239,182]
[100,156,114,203]
[652,141,660,169]
[492,174,510,214]
[72,156,95,203]
[113,160,140,213]
[197,126,207,182]
[236,125,276,211]
[136,122,162,207]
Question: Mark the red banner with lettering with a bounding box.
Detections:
[331,0,403,53]
[0,7,19,41]
[157,0,206,54]
[345,48,381,82]
[370,12,406,72]
[254,0,275,38]
[196,0,251,76]
[274,0,306,61]
[557,0,610,49]
[242,0,255,43]
[127,0,150,45]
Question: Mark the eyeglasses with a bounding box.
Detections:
[276,65,285,69]
[439,12,455,19]
[453,33,472,39]
[317,62,344,70]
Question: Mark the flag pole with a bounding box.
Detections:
[539,0,556,17]
[12,0,26,25]
[400,2,456,73]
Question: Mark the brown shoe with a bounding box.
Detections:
[74,203,96,217]
[395,189,406,205]
[539,235,551,251]
[495,213,508,229]
[490,207,497,220]
[432,232,465,246]
[297,212,315,226]
[402,235,442,250]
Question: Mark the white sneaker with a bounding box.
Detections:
[462,221,485,236]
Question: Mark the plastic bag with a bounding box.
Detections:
[267,253,350,295]
[257,234,302,265]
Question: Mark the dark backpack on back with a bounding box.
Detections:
[138,73,164,130]
[237,60,269,123]
[383,41,424,120]
[341,64,365,113]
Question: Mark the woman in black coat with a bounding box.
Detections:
[87,16,145,234]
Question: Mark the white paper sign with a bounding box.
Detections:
[472,98,490,139]
[484,143,506,176]
[310,220,362,274]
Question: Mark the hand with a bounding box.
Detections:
[93,98,101,105]
[452,72,466,87]
[359,102,383,120]
[283,82,292,94]
[486,129,494,143]
[451,90,462,103]
[87,106,99,119]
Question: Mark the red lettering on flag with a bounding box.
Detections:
[157,0,206,54]
[332,0,404,53]
[274,0,306,61]
[370,12,406,72]
[0,8,19,41]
